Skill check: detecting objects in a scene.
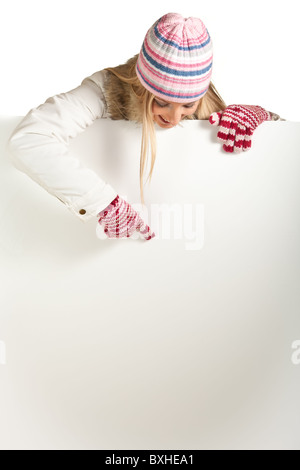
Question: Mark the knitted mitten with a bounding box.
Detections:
[97,195,155,240]
[209,105,272,153]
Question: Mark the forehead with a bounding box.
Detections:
[154,96,199,105]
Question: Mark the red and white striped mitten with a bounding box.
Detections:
[209,105,272,153]
[97,195,155,240]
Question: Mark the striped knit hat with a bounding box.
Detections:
[136,13,213,103]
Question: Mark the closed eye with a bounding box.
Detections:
[154,98,197,109]
[154,99,168,108]
[183,103,197,109]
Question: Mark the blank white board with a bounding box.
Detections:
[1,117,300,449]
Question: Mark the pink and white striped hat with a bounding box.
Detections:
[136,13,213,103]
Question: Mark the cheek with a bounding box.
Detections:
[152,103,161,115]
[184,106,198,116]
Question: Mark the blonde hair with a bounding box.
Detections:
[105,55,226,205]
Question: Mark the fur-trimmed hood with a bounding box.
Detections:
[103,55,144,123]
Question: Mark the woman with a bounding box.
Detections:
[7,13,280,241]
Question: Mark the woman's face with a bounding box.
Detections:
[152,96,200,128]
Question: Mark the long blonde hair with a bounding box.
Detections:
[105,55,226,205]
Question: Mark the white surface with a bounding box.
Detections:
[1,117,300,450]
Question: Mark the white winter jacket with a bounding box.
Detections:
[7,69,118,222]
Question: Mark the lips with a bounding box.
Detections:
[159,115,172,125]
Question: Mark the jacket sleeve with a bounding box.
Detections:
[6,70,118,222]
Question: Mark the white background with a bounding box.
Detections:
[1,0,299,121]
[2,0,300,450]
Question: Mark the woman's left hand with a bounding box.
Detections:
[209,104,272,153]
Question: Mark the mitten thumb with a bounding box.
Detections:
[209,111,222,126]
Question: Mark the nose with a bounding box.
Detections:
[167,107,184,126]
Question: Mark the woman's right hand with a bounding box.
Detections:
[97,195,155,240]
